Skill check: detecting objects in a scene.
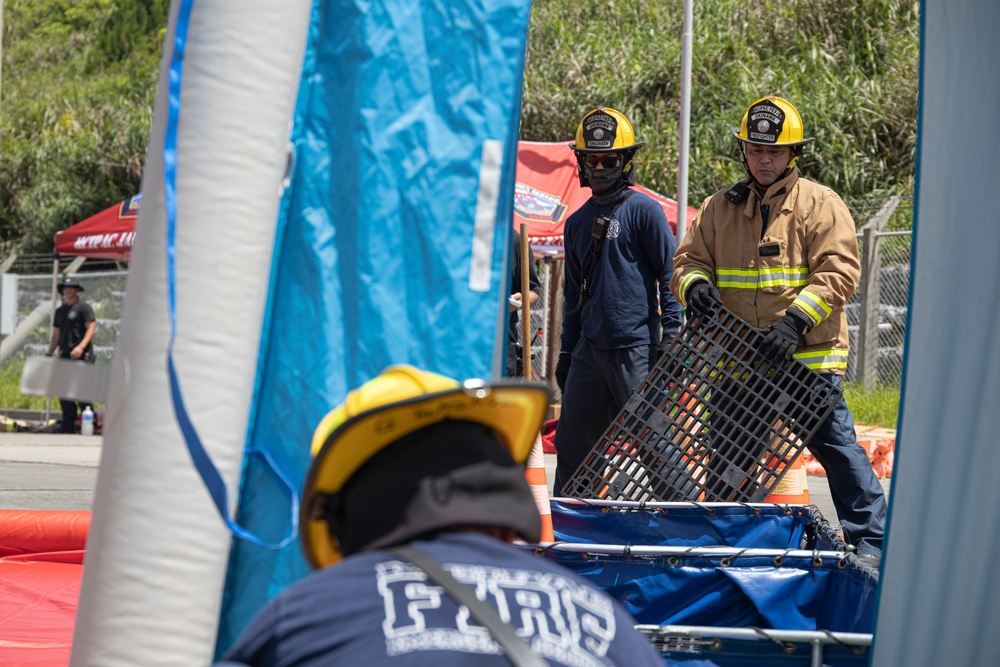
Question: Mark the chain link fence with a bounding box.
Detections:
[846,230,911,386]
[844,197,913,387]
[1,254,127,371]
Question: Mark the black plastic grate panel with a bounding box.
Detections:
[562,307,842,503]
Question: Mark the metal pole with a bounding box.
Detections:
[675,0,694,245]
[859,226,882,389]
[0,0,4,119]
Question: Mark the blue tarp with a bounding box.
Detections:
[543,502,874,666]
[215,0,533,654]
[551,500,846,551]
[533,549,877,633]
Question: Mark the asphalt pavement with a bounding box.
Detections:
[0,432,101,511]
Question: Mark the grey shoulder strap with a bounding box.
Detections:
[386,544,549,667]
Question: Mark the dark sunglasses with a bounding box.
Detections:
[583,154,622,169]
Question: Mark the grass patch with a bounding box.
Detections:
[0,359,49,411]
[843,382,900,429]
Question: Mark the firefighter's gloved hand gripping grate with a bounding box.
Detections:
[562,306,841,503]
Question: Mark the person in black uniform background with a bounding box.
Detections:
[46,276,97,433]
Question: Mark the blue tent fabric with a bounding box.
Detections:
[550,500,847,551]
[215,0,533,654]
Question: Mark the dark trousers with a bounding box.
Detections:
[58,398,93,434]
[56,353,95,434]
[552,339,657,494]
[806,375,887,556]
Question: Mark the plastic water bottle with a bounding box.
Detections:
[81,406,95,436]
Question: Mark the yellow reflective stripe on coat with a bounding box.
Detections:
[792,289,833,328]
[715,266,809,289]
[794,348,848,371]
[678,270,712,305]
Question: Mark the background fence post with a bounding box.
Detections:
[857,196,899,389]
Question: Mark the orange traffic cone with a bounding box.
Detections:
[525,432,554,542]
[765,452,810,504]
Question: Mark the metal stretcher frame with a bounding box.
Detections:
[564,307,841,503]
[636,624,873,667]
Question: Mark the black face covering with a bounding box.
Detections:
[585,165,624,195]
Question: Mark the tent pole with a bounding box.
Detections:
[675,0,694,245]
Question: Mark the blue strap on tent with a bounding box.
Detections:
[162,0,298,551]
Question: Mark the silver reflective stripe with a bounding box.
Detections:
[469,139,503,292]
[793,289,832,326]
[716,266,809,289]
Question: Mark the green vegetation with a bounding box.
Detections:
[522,0,919,211]
[0,1,914,419]
[843,382,900,428]
[0,0,919,255]
[0,0,168,253]
[0,359,48,410]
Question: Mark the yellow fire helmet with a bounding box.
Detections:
[570,107,644,153]
[732,96,815,161]
[301,364,551,568]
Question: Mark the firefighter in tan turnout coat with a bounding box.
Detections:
[670,96,886,566]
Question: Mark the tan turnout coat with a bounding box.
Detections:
[670,169,860,374]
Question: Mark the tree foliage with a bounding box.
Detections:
[0,0,168,253]
[522,0,919,215]
[0,0,919,254]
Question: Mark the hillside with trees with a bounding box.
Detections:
[0,0,918,254]
[0,0,167,254]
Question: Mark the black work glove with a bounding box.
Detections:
[686,281,722,315]
[658,332,676,358]
[759,312,810,363]
[554,352,572,393]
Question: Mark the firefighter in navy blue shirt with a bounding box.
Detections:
[552,108,682,492]
[218,365,663,667]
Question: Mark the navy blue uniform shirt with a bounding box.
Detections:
[561,190,681,353]
[220,532,663,666]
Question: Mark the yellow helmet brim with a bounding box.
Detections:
[301,374,551,568]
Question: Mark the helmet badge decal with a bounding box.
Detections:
[583,112,617,150]
[747,101,785,144]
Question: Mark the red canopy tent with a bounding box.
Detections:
[513,141,699,246]
[52,143,698,258]
[53,194,141,260]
